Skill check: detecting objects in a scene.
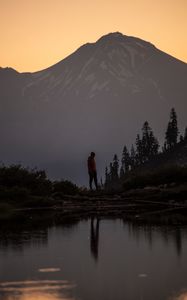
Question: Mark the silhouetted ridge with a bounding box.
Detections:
[0,67,19,76]
[97,31,155,49]
[97,32,125,42]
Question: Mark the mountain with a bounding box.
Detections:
[0,32,187,185]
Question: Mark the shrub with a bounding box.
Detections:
[0,165,52,196]
[53,180,79,195]
[123,165,187,190]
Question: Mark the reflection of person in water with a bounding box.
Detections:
[90,217,100,261]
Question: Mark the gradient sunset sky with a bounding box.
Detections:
[1,0,187,72]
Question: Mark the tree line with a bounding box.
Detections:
[105,108,187,188]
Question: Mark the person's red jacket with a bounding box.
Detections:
[88,156,96,172]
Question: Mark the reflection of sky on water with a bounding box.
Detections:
[0,280,76,300]
[38,268,61,273]
[0,219,187,300]
[172,291,187,300]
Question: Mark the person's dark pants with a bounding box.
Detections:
[89,171,98,190]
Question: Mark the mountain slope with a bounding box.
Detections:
[0,32,187,184]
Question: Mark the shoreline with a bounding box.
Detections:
[0,183,187,224]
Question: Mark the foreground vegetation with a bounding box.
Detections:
[122,165,187,190]
[105,107,187,190]
[0,164,79,217]
[0,163,187,222]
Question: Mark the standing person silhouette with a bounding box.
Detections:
[87,152,98,190]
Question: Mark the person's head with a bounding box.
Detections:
[91,152,95,158]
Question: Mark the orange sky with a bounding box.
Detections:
[1,0,187,72]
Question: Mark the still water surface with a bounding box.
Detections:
[0,218,187,300]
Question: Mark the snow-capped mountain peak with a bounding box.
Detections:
[23,32,159,100]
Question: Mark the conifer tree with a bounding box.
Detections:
[162,142,167,153]
[130,144,136,169]
[141,121,159,161]
[121,146,130,173]
[165,108,179,149]
[120,166,125,179]
[112,154,119,181]
[104,167,109,187]
[109,162,113,182]
[141,121,151,161]
[135,134,143,164]
[149,131,159,157]
[136,122,159,163]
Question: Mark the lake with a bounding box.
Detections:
[0,215,187,300]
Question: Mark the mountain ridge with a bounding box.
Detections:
[1,32,186,75]
[0,32,187,185]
